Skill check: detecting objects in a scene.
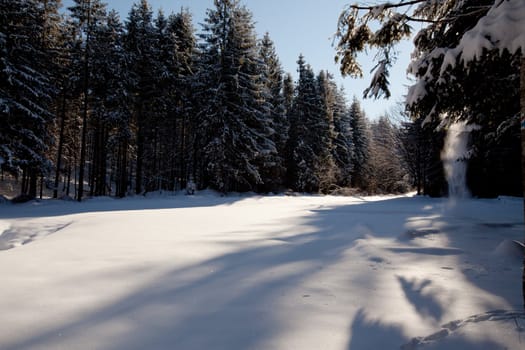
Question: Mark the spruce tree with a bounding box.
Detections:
[332,88,354,187]
[198,0,275,193]
[282,73,295,118]
[68,0,107,201]
[0,0,57,198]
[286,55,323,192]
[258,32,287,192]
[89,9,131,196]
[348,98,370,189]
[124,0,157,194]
[169,9,198,190]
[314,71,337,193]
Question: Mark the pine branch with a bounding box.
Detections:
[350,0,427,11]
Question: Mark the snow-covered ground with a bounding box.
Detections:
[0,192,523,349]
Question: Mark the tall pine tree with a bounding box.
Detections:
[286,55,323,192]
[0,0,58,198]
[332,87,354,187]
[348,98,370,189]
[198,0,275,192]
[124,0,157,194]
[258,32,287,192]
[68,0,107,200]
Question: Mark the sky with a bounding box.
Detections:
[63,0,415,120]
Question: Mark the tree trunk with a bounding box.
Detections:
[54,91,67,198]
[28,169,37,199]
[521,57,525,310]
[116,139,128,198]
[135,121,144,195]
[77,2,92,202]
[135,104,144,195]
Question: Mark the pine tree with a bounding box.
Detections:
[0,0,58,198]
[68,0,107,201]
[169,9,198,190]
[198,0,275,193]
[348,98,370,189]
[332,87,354,187]
[282,73,295,117]
[51,12,75,199]
[258,32,287,192]
[51,15,84,199]
[124,0,158,194]
[315,71,337,193]
[88,9,131,197]
[286,55,323,192]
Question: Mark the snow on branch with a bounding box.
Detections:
[441,0,525,72]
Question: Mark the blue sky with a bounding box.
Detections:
[63,0,413,119]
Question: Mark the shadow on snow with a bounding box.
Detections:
[1,195,522,349]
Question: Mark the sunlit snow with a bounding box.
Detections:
[0,193,523,349]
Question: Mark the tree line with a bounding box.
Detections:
[1,0,412,201]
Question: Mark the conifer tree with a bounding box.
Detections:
[198,0,275,192]
[68,0,107,201]
[258,32,287,191]
[51,11,78,199]
[169,9,198,190]
[282,73,295,118]
[348,98,370,189]
[89,10,131,196]
[332,88,354,187]
[0,0,58,198]
[286,55,323,192]
[315,71,337,193]
[124,0,157,194]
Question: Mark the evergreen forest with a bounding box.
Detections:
[0,0,521,201]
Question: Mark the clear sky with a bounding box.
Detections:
[63,0,413,120]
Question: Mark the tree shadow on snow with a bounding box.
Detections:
[1,195,522,350]
[397,277,444,322]
[2,197,368,350]
[346,308,406,350]
[0,192,253,219]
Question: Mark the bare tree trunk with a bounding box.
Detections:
[77,1,92,202]
[521,57,525,310]
[54,91,67,198]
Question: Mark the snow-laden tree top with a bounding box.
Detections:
[441,0,525,70]
[336,0,525,107]
[406,0,525,112]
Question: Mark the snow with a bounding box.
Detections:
[442,0,525,70]
[0,193,523,349]
[407,0,525,108]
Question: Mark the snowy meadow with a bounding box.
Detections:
[1,192,523,349]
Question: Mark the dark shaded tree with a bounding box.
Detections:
[258,32,287,192]
[332,88,354,187]
[124,0,157,194]
[348,98,370,189]
[0,0,58,198]
[197,0,275,192]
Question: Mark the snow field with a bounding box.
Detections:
[0,193,523,349]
